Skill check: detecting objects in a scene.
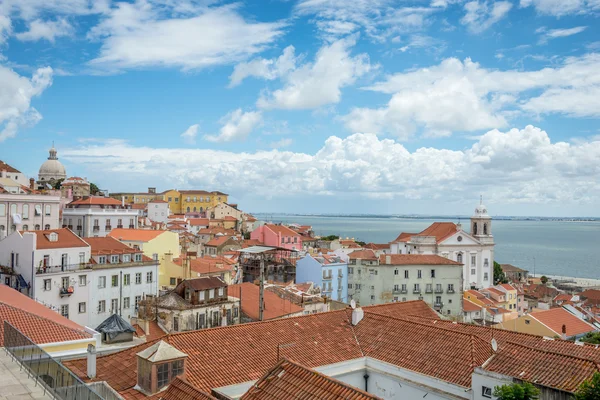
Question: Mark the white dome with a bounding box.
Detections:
[38,145,67,181]
[474,204,489,216]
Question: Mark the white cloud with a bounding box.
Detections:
[204,109,262,142]
[295,0,437,41]
[0,15,12,45]
[0,65,53,141]
[257,37,374,110]
[270,138,293,149]
[345,53,600,138]
[62,126,600,206]
[537,26,587,44]
[520,0,600,16]
[461,1,512,33]
[87,3,286,72]
[15,17,73,42]
[229,45,297,87]
[180,124,199,144]
[398,34,446,53]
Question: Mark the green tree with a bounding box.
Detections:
[540,275,549,285]
[321,235,339,241]
[494,261,508,284]
[52,178,64,190]
[493,382,540,400]
[576,372,600,400]
[89,182,99,195]
[580,332,600,345]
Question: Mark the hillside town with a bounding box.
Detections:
[1,149,600,400]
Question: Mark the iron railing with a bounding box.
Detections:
[2,321,104,400]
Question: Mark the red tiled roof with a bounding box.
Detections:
[392,232,416,243]
[179,277,227,291]
[379,254,462,265]
[463,299,482,312]
[581,289,600,302]
[205,236,236,247]
[265,224,300,237]
[229,283,303,321]
[529,308,596,337]
[241,359,380,400]
[174,257,236,275]
[133,320,166,342]
[223,216,237,221]
[0,285,91,344]
[69,196,123,206]
[241,239,263,248]
[109,229,167,242]
[499,284,516,291]
[554,294,573,303]
[483,288,505,297]
[417,222,458,243]
[348,250,377,260]
[484,341,600,393]
[0,160,21,173]
[188,218,209,226]
[152,377,216,400]
[360,300,440,320]
[86,236,138,255]
[30,228,89,250]
[364,243,390,250]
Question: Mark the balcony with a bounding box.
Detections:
[60,286,74,297]
[93,226,100,231]
[129,224,135,229]
[425,287,433,294]
[67,225,73,229]
[76,225,82,230]
[105,225,112,231]
[413,289,421,294]
[433,302,443,310]
[117,225,123,229]
[435,287,444,294]
[401,288,408,294]
[36,260,157,275]
[447,289,455,294]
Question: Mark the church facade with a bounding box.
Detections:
[390,200,495,290]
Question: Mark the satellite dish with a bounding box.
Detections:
[350,299,356,309]
[491,338,498,352]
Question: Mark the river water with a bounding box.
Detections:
[254,214,600,280]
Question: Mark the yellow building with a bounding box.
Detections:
[496,283,518,312]
[161,253,237,289]
[110,188,229,214]
[108,228,180,290]
[110,187,163,205]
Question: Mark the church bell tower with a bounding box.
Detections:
[470,196,492,238]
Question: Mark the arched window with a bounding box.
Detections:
[457,253,463,263]
[483,223,488,235]
[193,207,197,212]
[0,225,5,232]
[22,204,29,219]
[0,204,5,216]
[10,204,17,214]
[10,225,16,233]
[186,207,190,213]
[22,225,29,231]
[472,222,477,235]
[205,197,209,202]
[44,224,50,230]
[35,224,40,230]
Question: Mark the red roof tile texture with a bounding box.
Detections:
[265,224,300,237]
[0,285,90,344]
[379,254,462,265]
[529,308,596,337]
[0,160,21,173]
[86,236,138,255]
[241,359,381,400]
[205,236,236,247]
[463,299,482,312]
[109,229,167,242]
[152,377,216,400]
[229,283,303,321]
[416,222,459,243]
[31,228,89,250]
[69,196,124,206]
[348,249,377,260]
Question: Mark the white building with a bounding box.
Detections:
[0,229,158,328]
[62,196,139,238]
[0,160,29,187]
[0,192,61,240]
[147,200,170,224]
[390,200,494,290]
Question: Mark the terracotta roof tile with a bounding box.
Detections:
[392,232,416,243]
[188,218,209,226]
[179,277,227,291]
[348,250,377,260]
[174,257,236,275]
[364,243,390,250]
[265,224,300,237]
[153,377,216,400]
[86,236,139,255]
[529,308,596,337]
[205,236,236,247]
[463,299,482,312]
[223,216,237,221]
[229,283,303,321]
[0,286,90,344]
[379,254,462,265]
[0,160,21,173]
[29,228,89,250]
[109,229,168,242]
[241,359,380,400]
[69,196,124,206]
[362,300,440,320]
[415,222,459,243]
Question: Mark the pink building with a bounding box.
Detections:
[250,224,302,251]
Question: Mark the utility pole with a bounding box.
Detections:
[259,255,264,321]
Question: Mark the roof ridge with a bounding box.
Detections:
[503,340,600,366]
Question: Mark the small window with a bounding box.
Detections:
[98,276,106,288]
[60,305,69,318]
[209,289,214,299]
[370,295,375,300]
[218,287,224,296]
[394,269,398,275]
[417,270,422,279]
[136,273,142,284]
[404,270,409,279]
[79,275,87,286]
[79,302,86,313]
[111,275,119,287]
[124,274,130,285]
[124,297,130,308]
[471,268,476,275]
[430,269,435,278]
[98,300,106,313]
[44,279,51,291]
[111,255,119,263]
[482,386,492,398]
[170,277,176,285]
[146,271,153,283]
[135,295,142,309]
[525,319,530,325]
[172,359,184,377]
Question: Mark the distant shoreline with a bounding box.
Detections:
[253,213,599,223]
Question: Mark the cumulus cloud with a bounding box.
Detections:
[345,53,600,138]
[15,17,74,42]
[520,0,600,16]
[0,65,53,142]
[87,3,286,72]
[461,1,512,33]
[62,126,600,206]
[536,26,587,44]
[229,46,298,87]
[204,109,262,142]
[180,124,199,144]
[257,37,374,110]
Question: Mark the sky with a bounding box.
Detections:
[0,0,599,217]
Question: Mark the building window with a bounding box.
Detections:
[22,224,28,231]
[482,386,492,398]
[136,273,142,284]
[35,224,40,230]
[471,255,476,266]
[45,205,51,216]
[414,284,420,292]
[111,255,119,263]
[98,276,106,288]
[348,283,353,289]
[394,269,398,275]
[60,305,69,319]
[111,275,118,287]
[348,267,353,274]
[135,254,142,262]
[135,295,141,309]
[146,272,153,283]
[448,284,454,292]
[457,253,463,263]
[417,270,422,279]
[0,204,4,216]
[401,284,407,292]
[79,275,87,286]
[431,269,436,278]
[61,277,69,289]
[370,295,375,300]
[233,307,239,318]
[44,279,51,291]
[98,300,106,313]
[123,297,130,308]
[170,277,176,286]
[124,274,130,285]
[111,298,118,313]
[199,291,205,301]
[79,252,85,264]
[44,224,50,230]
[471,268,476,275]
[78,302,86,313]
[394,284,399,291]
[404,270,409,279]
[157,363,169,389]
[484,272,489,280]
[22,204,29,219]
[98,256,106,264]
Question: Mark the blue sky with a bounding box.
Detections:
[0,0,599,216]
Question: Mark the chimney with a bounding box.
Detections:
[29,178,35,190]
[351,307,364,326]
[385,255,391,265]
[121,196,125,207]
[87,344,97,378]
[0,169,5,178]
[144,318,150,336]
[562,324,567,340]
[457,222,462,230]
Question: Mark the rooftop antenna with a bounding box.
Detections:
[480,194,483,205]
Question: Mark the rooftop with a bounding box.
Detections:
[529,307,596,337]
[29,228,89,250]
[179,276,227,291]
[463,299,482,312]
[379,254,463,265]
[0,160,21,173]
[86,236,140,255]
[68,196,124,206]
[500,263,528,273]
[174,256,236,275]
[229,282,303,321]
[109,228,168,242]
[348,249,377,261]
[205,235,237,247]
[153,377,216,400]
[265,224,300,237]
